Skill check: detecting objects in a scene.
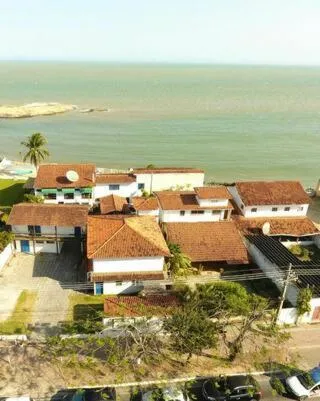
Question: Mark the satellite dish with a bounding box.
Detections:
[66,170,79,183]
[262,222,271,235]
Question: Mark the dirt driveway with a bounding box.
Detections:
[0,241,86,333]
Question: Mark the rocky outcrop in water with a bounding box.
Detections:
[0,102,77,118]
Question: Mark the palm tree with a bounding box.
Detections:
[21,132,49,169]
[166,242,193,277]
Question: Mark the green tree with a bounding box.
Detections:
[166,243,193,277]
[0,231,14,252]
[21,132,49,168]
[23,194,44,203]
[163,304,217,363]
[177,281,288,361]
[296,287,313,317]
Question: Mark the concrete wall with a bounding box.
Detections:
[92,256,164,273]
[278,298,320,325]
[94,182,138,199]
[245,239,299,305]
[0,243,14,270]
[159,209,223,223]
[228,186,309,217]
[135,172,205,192]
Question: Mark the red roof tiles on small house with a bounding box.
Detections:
[235,181,310,206]
[104,295,180,317]
[7,203,88,227]
[34,164,95,189]
[155,191,233,211]
[99,195,126,214]
[194,186,232,200]
[165,221,248,263]
[87,215,170,259]
[131,197,159,211]
[95,174,136,184]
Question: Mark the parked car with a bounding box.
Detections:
[202,375,262,401]
[286,366,320,400]
[141,387,189,401]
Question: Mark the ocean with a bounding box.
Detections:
[1,62,320,186]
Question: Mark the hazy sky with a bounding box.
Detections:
[1,0,320,64]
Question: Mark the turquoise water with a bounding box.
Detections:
[1,62,320,185]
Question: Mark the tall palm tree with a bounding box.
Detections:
[21,132,49,169]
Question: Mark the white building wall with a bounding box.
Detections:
[135,173,205,192]
[159,209,222,223]
[15,239,61,254]
[196,197,229,207]
[94,182,138,199]
[35,190,93,205]
[243,204,309,218]
[245,239,299,305]
[0,243,14,270]
[227,186,308,217]
[99,281,144,295]
[11,225,83,236]
[92,256,164,273]
[278,298,320,325]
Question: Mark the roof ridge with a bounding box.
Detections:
[125,218,169,255]
[88,220,125,258]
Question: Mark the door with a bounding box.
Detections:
[74,226,82,238]
[95,282,103,295]
[312,306,320,321]
[20,240,30,253]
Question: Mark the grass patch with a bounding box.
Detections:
[0,178,26,208]
[68,292,105,321]
[0,290,37,334]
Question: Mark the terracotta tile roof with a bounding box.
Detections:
[235,181,310,206]
[100,195,126,214]
[95,174,136,184]
[34,164,95,188]
[104,295,180,317]
[87,215,170,259]
[131,197,159,211]
[165,221,249,263]
[90,272,165,282]
[194,186,232,199]
[233,216,319,236]
[155,191,233,210]
[133,167,204,174]
[7,203,88,227]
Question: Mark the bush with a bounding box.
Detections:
[0,231,14,252]
[23,194,44,203]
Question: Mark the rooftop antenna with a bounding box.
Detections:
[262,222,270,235]
[66,170,79,183]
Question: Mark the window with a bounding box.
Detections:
[180,210,185,216]
[28,225,35,235]
[46,240,54,244]
[284,207,290,212]
[297,206,304,211]
[81,193,91,199]
[272,207,278,212]
[191,210,205,214]
[109,184,120,191]
[138,183,145,190]
[36,240,44,244]
[64,193,74,200]
[44,193,56,200]
[251,208,257,213]
[241,204,244,209]
[115,281,123,286]
[35,225,41,236]
[212,210,220,215]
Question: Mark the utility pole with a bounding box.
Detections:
[275,263,293,325]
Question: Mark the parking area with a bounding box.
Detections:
[0,240,86,331]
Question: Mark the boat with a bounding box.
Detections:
[305,187,316,197]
